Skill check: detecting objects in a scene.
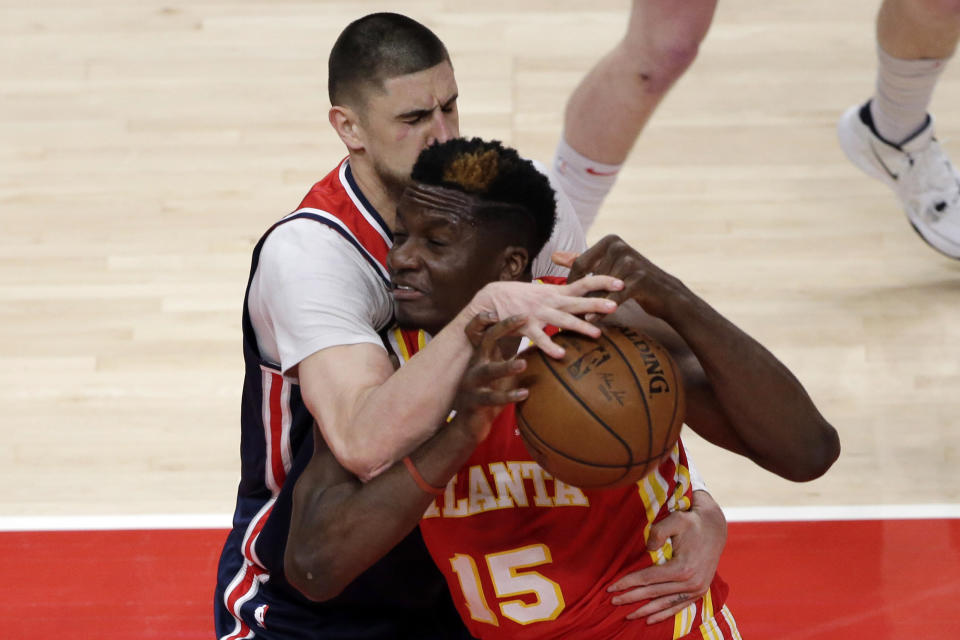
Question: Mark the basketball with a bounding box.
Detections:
[516,324,685,489]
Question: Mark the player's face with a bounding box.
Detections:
[358,62,460,194]
[388,185,504,335]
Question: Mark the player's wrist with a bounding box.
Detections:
[449,411,490,447]
[650,279,699,326]
[459,290,501,333]
[463,284,495,317]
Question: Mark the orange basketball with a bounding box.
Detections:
[516,324,685,489]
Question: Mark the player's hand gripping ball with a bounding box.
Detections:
[516,324,685,489]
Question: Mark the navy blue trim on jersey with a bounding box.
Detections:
[299,213,392,289]
[343,162,393,243]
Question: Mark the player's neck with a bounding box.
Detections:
[347,155,401,229]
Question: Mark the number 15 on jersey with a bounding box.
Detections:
[449,543,566,627]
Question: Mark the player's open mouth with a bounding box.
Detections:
[391,283,426,301]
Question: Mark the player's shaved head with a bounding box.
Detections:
[328,13,451,110]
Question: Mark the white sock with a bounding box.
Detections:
[551,135,622,233]
[870,45,949,145]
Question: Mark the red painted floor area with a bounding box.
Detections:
[718,519,960,638]
[2,519,958,639]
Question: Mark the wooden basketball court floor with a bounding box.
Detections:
[2,0,959,637]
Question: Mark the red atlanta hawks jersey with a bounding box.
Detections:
[385,315,733,640]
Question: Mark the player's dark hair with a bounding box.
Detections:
[328,13,450,109]
[411,138,558,263]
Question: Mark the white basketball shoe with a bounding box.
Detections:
[838,101,960,259]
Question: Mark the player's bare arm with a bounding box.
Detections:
[299,276,622,481]
[559,235,841,481]
[286,314,525,601]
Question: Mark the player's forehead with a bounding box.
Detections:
[396,183,477,229]
[371,61,458,114]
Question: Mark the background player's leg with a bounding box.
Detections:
[877,0,960,59]
[837,0,960,259]
[561,0,717,164]
[552,0,717,232]
[871,0,960,143]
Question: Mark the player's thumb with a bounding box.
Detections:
[646,513,681,551]
[551,250,579,268]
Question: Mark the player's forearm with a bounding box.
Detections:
[326,311,476,481]
[286,465,435,602]
[663,290,840,481]
[327,278,618,479]
[286,423,479,601]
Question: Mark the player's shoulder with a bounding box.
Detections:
[256,216,369,290]
[262,216,349,258]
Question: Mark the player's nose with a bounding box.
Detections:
[427,110,452,145]
[387,239,422,273]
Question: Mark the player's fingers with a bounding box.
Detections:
[535,308,605,341]
[547,297,617,329]
[550,250,580,268]
[607,559,690,594]
[646,512,685,551]
[470,385,529,406]
[463,359,526,388]
[483,314,528,343]
[583,271,647,321]
[625,593,701,624]
[561,274,624,298]
[566,236,616,282]
[523,324,565,359]
[609,575,694,603]
[586,251,619,287]
[464,311,500,348]
[478,314,528,359]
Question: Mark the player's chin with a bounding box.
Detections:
[394,305,441,334]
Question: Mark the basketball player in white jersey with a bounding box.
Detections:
[216,11,729,639]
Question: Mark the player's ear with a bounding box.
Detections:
[329,105,365,151]
[498,246,529,281]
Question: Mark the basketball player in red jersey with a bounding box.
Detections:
[283,138,840,639]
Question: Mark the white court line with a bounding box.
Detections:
[0,504,958,531]
[724,503,960,522]
[0,513,232,531]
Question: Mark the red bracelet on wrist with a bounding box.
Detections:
[403,456,446,495]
